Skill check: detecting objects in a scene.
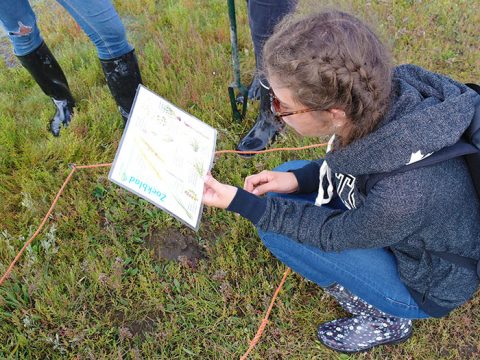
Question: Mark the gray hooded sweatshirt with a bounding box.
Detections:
[227,65,480,317]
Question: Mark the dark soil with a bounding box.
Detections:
[113,310,159,341]
[145,228,205,263]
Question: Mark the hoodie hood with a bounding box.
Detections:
[326,64,479,176]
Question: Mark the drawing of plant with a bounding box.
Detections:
[160,103,175,116]
[153,114,167,127]
[172,194,193,219]
[137,138,165,181]
[191,139,199,152]
[193,161,204,177]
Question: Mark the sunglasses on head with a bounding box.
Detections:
[269,88,324,118]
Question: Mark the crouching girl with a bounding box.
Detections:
[203,10,480,353]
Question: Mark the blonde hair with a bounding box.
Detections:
[263,10,392,146]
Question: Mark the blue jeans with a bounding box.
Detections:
[258,160,430,319]
[0,0,132,59]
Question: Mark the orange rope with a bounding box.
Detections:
[0,164,109,286]
[215,142,328,155]
[74,163,113,169]
[0,142,327,358]
[240,267,292,360]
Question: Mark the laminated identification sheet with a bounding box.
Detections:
[109,85,217,231]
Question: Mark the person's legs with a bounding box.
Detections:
[0,0,43,56]
[56,0,142,121]
[264,160,428,318]
[55,0,132,60]
[237,0,296,153]
[257,160,429,352]
[0,1,75,136]
[259,229,428,319]
[248,0,297,72]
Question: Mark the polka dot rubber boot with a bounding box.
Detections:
[317,284,413,353]
[323,284,390,317]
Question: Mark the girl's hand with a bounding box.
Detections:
[244,170,299,196]
[202,174,238,209]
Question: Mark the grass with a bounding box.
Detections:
[0,0,479,358]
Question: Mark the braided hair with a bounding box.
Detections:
[263,10,392,147]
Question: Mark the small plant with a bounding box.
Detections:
[40,224,58,257]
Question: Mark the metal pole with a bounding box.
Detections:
[227,0,248,121]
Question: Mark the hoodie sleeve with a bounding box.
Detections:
[289,161,321,194]
[228,170,426,251]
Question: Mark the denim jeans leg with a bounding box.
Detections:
[272,159,311,172]
[258,160,430,319]
[247,0,297,71]
[0,0,44,56]
[55,0,133,59]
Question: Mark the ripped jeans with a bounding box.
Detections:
[0,0,132,59]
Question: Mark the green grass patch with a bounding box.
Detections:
[0,0,479,358]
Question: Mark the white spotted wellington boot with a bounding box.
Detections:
[317,284,413,353]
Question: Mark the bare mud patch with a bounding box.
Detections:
[145,228,206,264]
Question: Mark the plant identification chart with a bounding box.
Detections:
[109,85,217,230]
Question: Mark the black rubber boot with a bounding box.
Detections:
[247,75,261,100]
[17,42,75,136]
[317,284,413,353]
[236,80,284,155]
[236,74,261,103]
[100,49,142,123]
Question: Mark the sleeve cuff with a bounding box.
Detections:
[226,187,267,225]
[290,162,320,194]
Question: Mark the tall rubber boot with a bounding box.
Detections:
[236,80,284,155]
[317,283,413,353]
[17,42,75,136]
[100,49,142,123]
[236,74,261,103]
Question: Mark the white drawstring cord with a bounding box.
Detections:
[315,135,335,206]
